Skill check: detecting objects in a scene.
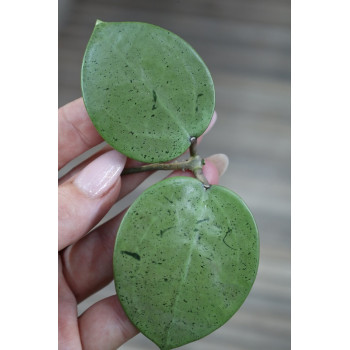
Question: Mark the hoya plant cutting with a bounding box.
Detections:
[81,20,259,350]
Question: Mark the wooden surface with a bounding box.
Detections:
[58,0,290,349]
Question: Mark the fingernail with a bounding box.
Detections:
[74,150,126,198]
[203,111,217,135]
[207,153,229,176]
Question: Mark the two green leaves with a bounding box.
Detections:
[81,21,259,350]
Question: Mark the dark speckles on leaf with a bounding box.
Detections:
[151,90,157,110]
[196,218,209,224]
[157,226,174,237]
[152,260,163,265]
[121,251,141,261]
[195,93,204,112]
[152,90,157,103]
[223,228,234,249]
[164,196,173,204]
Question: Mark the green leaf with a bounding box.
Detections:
[113,177,259,350]
[81,21,215,163]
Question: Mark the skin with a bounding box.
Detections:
[58,97,219,350]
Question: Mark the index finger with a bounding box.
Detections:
[58,98,103,170]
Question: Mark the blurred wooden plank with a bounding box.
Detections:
[64,3,290,49]
[91,0,291,26]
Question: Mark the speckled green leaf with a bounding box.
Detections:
[113,177,259,350]
[81,21,215,163]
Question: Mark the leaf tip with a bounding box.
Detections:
[95,19,105,26]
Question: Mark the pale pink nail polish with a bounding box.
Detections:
[74,150,126,198]
[207,153,229,176]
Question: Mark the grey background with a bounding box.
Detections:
[59,0,290,349]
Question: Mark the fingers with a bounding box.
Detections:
[59,111,218,200]
[59,254,139,350]
[206,153,229,176]
[59,151,154,203]
[61,159,221,302]
[62,210,126,303]
[58,98,103,170]
[58,257,81,349]
[59,109,217,181]
[58,150,126,251]
[79,295,139,350]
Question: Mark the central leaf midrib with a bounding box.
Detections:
[117,39,191,139]
[139,67,190,138]
[163,188,207,349]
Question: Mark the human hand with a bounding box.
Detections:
[58,98,224,349]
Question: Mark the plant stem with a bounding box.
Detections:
[121,158,196,174]
[189,136,197,157]
[121,137,211,188]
